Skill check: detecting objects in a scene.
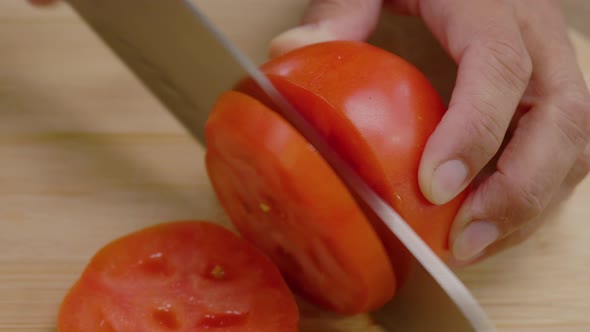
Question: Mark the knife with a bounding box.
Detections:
[64,0,496,330]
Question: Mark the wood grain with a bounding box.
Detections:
[0,1,589,331]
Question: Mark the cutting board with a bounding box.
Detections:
[1,1,590,331]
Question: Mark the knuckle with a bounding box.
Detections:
[510,184,546,222]
[553,89,590,147]
[462,100,507,159]
[481,39,532,92]
[473,174,545,233]
[496,172,548,224]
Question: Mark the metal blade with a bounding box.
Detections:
[66,0,247,144]
[66,1,496,331]
[373,264,479,332]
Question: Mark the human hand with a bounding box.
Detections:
[270,0,590,265]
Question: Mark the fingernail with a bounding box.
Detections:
[453,221,499,262]
[269,25,336,58]
[430,159,468,204]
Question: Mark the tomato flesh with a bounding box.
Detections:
[58,221,299,332]
[205,91,396,314]
[237,41,468,285]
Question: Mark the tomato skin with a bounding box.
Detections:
[205,91,396,315]
[58,221,299,332]
[237,41,468,285]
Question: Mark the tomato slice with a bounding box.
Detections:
[58,221,299,332]
[237,41,468,285]
[205,91,396,315]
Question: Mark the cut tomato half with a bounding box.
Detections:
[58,221,299,332]
[205,91,396,315]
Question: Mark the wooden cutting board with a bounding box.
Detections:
[1,1,589,331]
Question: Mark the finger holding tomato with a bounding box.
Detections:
[270,0,590,265]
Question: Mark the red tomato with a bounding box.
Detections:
[207,41,466,313]
[235,41,468,286]
[205,91,396,314]
[58,221,299,332]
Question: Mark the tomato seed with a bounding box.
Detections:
[259,203,271,212]
[203,263,231,281]
[210,265,226,280]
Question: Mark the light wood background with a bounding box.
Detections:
[0,1,589,331]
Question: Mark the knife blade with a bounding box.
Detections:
[65,0,496,330]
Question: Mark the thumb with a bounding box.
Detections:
[269,0,383,58]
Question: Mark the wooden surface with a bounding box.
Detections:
[0,1,589,331]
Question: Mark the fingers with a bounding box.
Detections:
[450,0,590,264]
[269,0,382,57]
[451,78,590,265]
[450,220,540,267]
[452,154,585,267]
[450,143,589,267]
[417,0,532,205]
